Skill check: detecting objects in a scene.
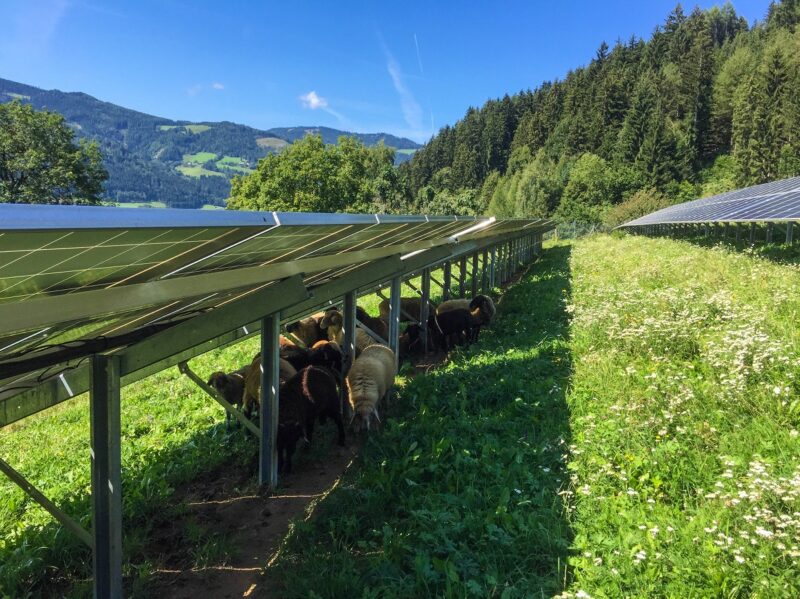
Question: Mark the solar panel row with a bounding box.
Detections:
[621,176,800,227]
[0,204,553,372]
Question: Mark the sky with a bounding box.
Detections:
[0,0,772,144]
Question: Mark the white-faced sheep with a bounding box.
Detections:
[277,365,345,473]
[346,344,397,432]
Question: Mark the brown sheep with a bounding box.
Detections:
[437,295,496,326]
[207,366,250,425]
[277,366,345,473]
[242,355,297,419]
[356,306,389,342]
[285,313,326,347]
[319,308,344,344]
[346,345,397,432]
[378,297,434,323]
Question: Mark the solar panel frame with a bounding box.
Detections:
[621,176,800,227]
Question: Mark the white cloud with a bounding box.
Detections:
[187,82,225,96]
[211,82,225,90]
[299,90,328,110]
[384,50,423,134]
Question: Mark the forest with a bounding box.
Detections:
[396,0,800,225]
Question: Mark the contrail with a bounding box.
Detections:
[413,33,424,75]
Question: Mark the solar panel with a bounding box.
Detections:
[0,205,553,385]
[621,176,800,227]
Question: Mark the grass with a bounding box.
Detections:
[266,246,573,597]
[182,151,217,164]
[255,136,288,151]
[563,234,800,597]
[215,155,253,174]
[158,124,211,133]
[396,148,417,155]
[114,201,168,208]
[176,164,225,178]
[0,261,469,597]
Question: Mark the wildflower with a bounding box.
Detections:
[576,591,592,599]
[755,527,773,538]
[735,555,745,564]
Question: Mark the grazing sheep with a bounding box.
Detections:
[278,366,345,473]
[437,295,495,325]
[346,345,397,432]
[242,355,297,419]
[319,308,344,344]
[356,306,389,342]
[207,366,250,424]
[308,340,343,376]
[378,297,432,323]
[430,308,481,351]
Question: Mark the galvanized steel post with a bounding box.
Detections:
[259,313,280,489]
[749,222,756,245]
[787,222,794,245]
[443,262,452,301]
[420,268,431,354]
[471,253,478,297]
[342,291,357,419]
[481,250,489,293]
[90,354,123,599]
[766,222,774,244]
[459,256,467,298]
[388,276,401,369]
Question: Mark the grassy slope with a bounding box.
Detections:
[267,246,573,597]
[565,235,800,597]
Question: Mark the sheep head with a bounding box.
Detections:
[207,371,228,392]
[350,405,381,432]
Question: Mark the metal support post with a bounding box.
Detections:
[735,223,742,243]
[458,256,467,298]
[443,262,452,301]
[388,276,401,369]
[259,312,280,489]
[90,354,123,599]
[490,246,497,288]
[507,240,514,280]
[420,268,431,354]
[787,222,794,245]
[481,250,489,293]
[342,291,357,418]
[749,222,756,245]
[470,253,478,297]
[766,222,774,244]
[704,223,710,237]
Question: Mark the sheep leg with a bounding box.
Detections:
[332,411,346,446]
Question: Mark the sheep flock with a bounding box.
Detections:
[206,293,496,475]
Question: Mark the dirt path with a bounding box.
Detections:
[141,291,516,598]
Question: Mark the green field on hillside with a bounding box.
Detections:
[182,151,217,164]
[176,164,225,178]
[158,124,211,134]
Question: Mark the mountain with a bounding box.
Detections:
[0,77,421,208]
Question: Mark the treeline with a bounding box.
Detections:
[399,0,800,224]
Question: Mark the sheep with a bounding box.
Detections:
[346,344,397,432]
[277,366,345,473]
[285,313,326,347]
[319,308,344,344]
[308,340,343,376]
[242,355,297,419]
[355,328,377,357]
[377,297,433,323]
[430,308,481,352]
[437,295,496,325]
[356,306,389,342]
[207,366,250,425]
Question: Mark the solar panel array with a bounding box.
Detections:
[0,204,552,394]
[621,176,800,228]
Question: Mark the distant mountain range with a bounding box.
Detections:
[0,77,420,208]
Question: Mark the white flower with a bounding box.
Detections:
[755,527,773,538]
[735,555,745,564]
[576,591,592,599]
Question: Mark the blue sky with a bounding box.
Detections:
[0,0,771,143]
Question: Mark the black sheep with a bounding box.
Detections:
[207,367,249,425]
[430,309,481,352]
[277,366,345,474]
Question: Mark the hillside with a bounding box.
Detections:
[0,78,420,208]
[400,0,800,222]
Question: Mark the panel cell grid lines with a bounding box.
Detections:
[0,204,552,368]
[621,176,800,227]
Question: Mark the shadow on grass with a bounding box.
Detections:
[653,223,800,266]
[0,407,260,598]
[266,244,575,598]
